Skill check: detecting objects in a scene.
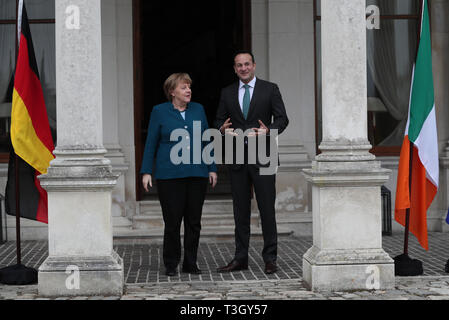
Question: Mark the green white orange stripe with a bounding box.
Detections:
[395,0,438,251]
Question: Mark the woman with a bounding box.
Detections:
[141,73,218,276]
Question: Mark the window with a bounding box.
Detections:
[0,0,55,161]
[314,0,421,156]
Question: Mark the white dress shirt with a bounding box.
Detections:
[238,77,257,112]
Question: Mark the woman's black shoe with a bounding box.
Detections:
[165,268,177,276]
[182,265,202,275]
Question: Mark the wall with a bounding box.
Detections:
[252,0,316,235]
[102,0,136,228]
[431,0,449,232]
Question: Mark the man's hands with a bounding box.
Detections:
[249,120,269,137]
[220,118,269,137]
[220,118,238,136]
[142,174,152,192]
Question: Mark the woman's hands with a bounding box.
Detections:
[142,174,152,192]
[144,173,217,191]
[209,172,218,188]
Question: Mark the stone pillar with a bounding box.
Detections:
[252,0,314,234]
[431,0,449,232]
[101,0,132,230]
[302,0,394,291]
[38,0,123,297]
[440,144,449,233]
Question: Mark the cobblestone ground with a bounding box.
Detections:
[1,277,449,301]
[0,232,448,300]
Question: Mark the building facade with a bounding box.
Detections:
[0,0,448,293]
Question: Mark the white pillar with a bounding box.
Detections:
[441,144,449,232]
[101,0,131,230]
[252,0,314,230]
[431,0,449,232]
[38,0,123,297]
[302,0,394,291]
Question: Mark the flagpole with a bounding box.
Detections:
[14,0,22,267]
[403,0,424,257]
[0,0,39,285]
[394,0,426,277]
[403,141,413,256]
[14,159,21,266]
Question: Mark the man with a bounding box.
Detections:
[215,51,289,274]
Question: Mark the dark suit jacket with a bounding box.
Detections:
[215,78,289,169]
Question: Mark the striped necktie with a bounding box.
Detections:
[242,84,251,120]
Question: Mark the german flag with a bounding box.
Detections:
[5,2,55,223]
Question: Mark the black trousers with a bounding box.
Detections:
[157,177,208,269]
[229,164,277,264]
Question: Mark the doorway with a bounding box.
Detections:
[133,0,251,200]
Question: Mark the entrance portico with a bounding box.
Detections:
[18,0,435,296]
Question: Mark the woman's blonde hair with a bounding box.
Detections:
[163,73,192,101]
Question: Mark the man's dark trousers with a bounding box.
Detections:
[229,164,277,264]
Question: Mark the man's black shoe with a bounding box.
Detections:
[264,262,277,274]
[217,260,248,273]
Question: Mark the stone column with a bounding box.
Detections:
[431,0,449,232]
[252,0,314,234]
[302,0,394,291]
[440,145,449,232]
[38,0,123,297]
[101,0,132,231]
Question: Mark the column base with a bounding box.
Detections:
[38,251,124,297]
[303,246,395,292]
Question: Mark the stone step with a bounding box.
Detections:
[133,201,313,237]
[139,199,234,215]
[113,225,293,241]
[132,212,260,230]
[112,216,133,228]
[135,199,240,229]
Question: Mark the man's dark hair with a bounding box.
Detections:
[233,50,256,64]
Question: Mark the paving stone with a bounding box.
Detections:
[169,296,199,300]
[340,293,360,299]
[121,296,145,300]
[226,291,252,297]
[184,290,210,295]
[428,295,449,300]
[1,233,449,300]
[403,295,427,300]
[428,288,449,295]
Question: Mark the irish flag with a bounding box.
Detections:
[395,0,438,251]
